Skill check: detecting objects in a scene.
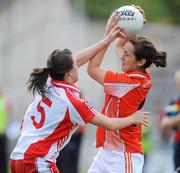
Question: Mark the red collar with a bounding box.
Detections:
[51,79,80,93]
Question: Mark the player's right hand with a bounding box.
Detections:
[104,10,121,37]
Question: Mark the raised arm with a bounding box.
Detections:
[90,109,150,130]
[115,37,128,59]
[87,11,126,85]
[74,38,111,68]
[74,11,121,69]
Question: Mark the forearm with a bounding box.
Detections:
[90,113,134,130]
[161,114,180,130]
[74,38,110,68]
[169,114,180,127]
[87,46,108,85]
[88,33,121,71]
[115,38,127,57]
[175,114,180,124]
[107,116,134,130]
[87,37,109,85]
[88,46,108,70]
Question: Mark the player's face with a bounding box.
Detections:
[120,42,140,73]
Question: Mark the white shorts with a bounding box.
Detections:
[88,148,144,173]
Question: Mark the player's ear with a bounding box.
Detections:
[138,58,146,67]
[66,71,72,77]
[67,69,74,79]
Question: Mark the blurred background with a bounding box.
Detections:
[0,0,180,173]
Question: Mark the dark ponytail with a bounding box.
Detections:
[153,50,167,67]
[27,68,50,96]
[27,48,73,96]
[129,37,167,69]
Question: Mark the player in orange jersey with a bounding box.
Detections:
[87,9,167,173]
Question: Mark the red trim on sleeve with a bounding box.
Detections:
[65,90,96,124]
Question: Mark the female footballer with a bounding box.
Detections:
[87,9,167,173]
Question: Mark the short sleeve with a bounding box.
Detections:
[66,90,96,125]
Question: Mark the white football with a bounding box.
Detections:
[117,5,144,35]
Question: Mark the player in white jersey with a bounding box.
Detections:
[10,23,150,173]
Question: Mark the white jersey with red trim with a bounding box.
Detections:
[10,79,96,163]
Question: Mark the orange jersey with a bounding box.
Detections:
[96,70,152,154]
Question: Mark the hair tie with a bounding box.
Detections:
[44,68,51,73]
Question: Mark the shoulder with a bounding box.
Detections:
[104,70,130,83]
[104,70,151,84]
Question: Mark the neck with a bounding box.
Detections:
[64,76,74,84]
[134,67,146,73]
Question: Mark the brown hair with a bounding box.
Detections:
[129,36,167,69]
[27,49,73,96]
